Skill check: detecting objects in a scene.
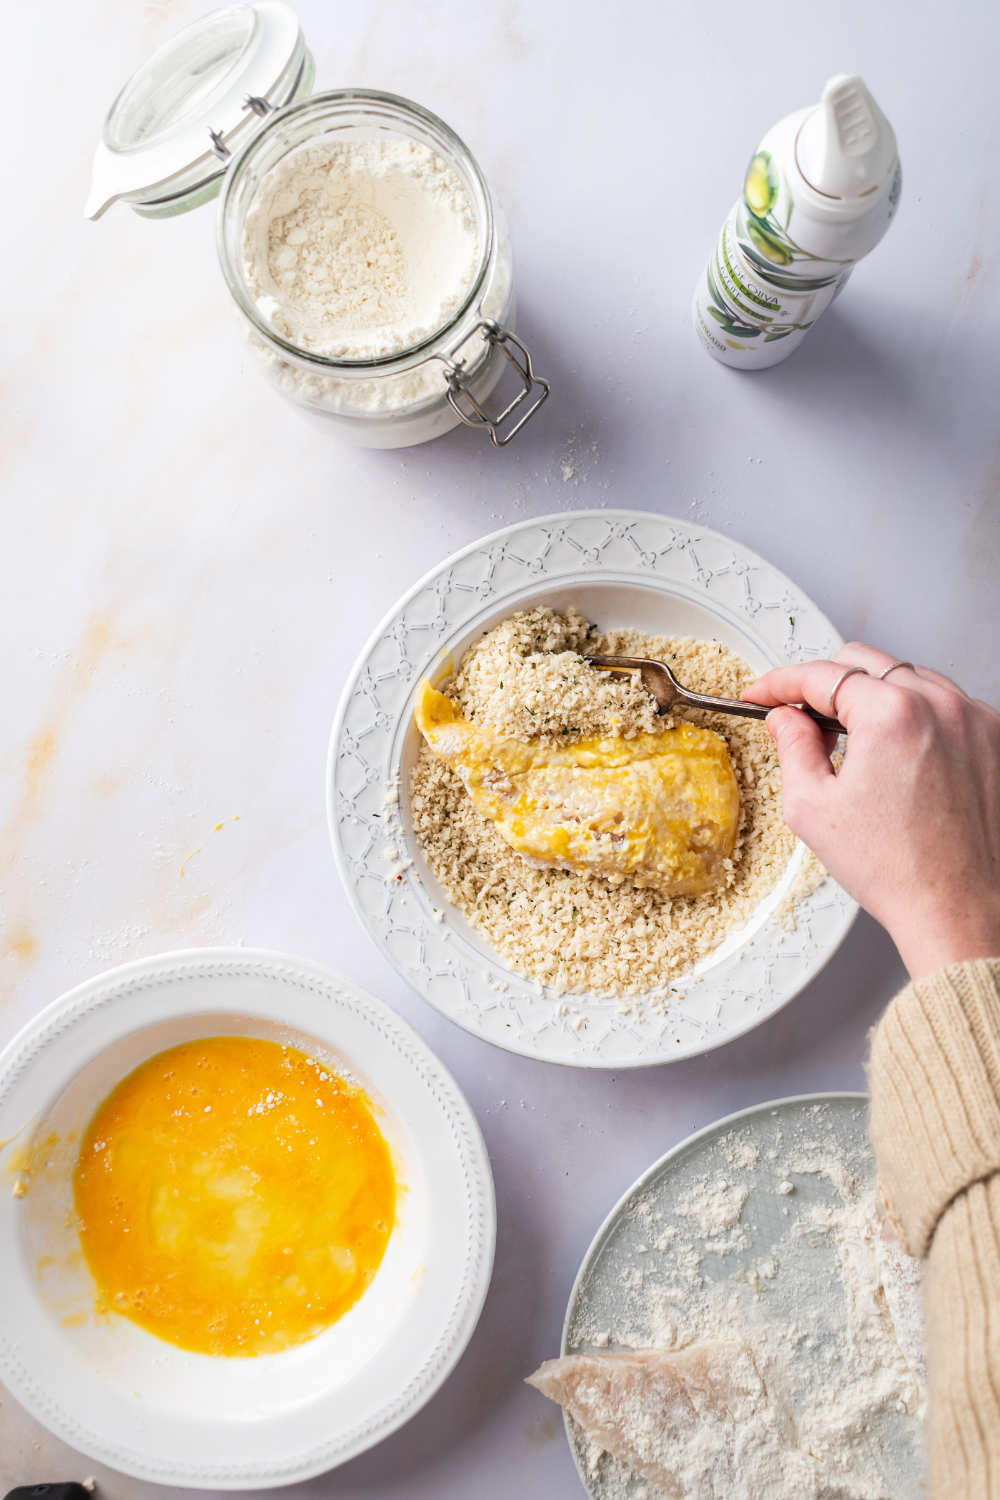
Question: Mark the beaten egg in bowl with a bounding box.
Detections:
[0,954,495,1485]
[73,1035,396,1358]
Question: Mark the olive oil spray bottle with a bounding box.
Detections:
[692,75,901,369]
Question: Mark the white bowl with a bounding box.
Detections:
[0,949,495,1488]
[329,510,857,1068]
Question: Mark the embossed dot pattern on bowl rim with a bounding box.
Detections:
[0,949,495,1488]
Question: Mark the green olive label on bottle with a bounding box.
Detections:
[693,148,856,368]
[692,111,901,371]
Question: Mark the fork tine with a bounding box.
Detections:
[585,654,643,667]
[585,654,642,682]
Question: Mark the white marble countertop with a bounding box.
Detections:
[3,0,999,1495]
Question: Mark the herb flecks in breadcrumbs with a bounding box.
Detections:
[410,607,797,1005]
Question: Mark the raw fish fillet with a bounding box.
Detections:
[415,681,739,897]
[526,1343,768,1498]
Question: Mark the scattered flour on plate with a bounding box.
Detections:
[722,1131,761,1170]
[676,1178,748,1238]
[563,1105,925,1499]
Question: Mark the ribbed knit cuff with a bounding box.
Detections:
[925,1174,1000,1500]
[867,958,1000,1258]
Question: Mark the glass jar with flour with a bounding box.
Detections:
[85,4,547,449]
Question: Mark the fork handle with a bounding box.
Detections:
[676,688,844,735]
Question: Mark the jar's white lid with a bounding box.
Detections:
[85,3,305,220]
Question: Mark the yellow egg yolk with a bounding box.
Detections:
[415,679,740,898]
[73,1036,396,1357]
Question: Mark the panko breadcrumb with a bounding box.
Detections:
[409,607,802,1003]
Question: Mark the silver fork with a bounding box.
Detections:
[584,655,845,734]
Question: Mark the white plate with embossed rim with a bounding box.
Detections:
[0,949,495,1489]
[328,510,858,1068]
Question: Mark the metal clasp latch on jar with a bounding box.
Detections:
[209,94,280,160]
[436,320,550,448]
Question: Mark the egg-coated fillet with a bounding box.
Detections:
[415,681,739,898]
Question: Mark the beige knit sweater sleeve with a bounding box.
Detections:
[868,957,1000,1500]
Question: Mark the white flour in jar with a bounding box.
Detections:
[242,138,479,361]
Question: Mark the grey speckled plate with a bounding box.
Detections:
[559,1093,924,1499]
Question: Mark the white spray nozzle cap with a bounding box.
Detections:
[796,74,897,201]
